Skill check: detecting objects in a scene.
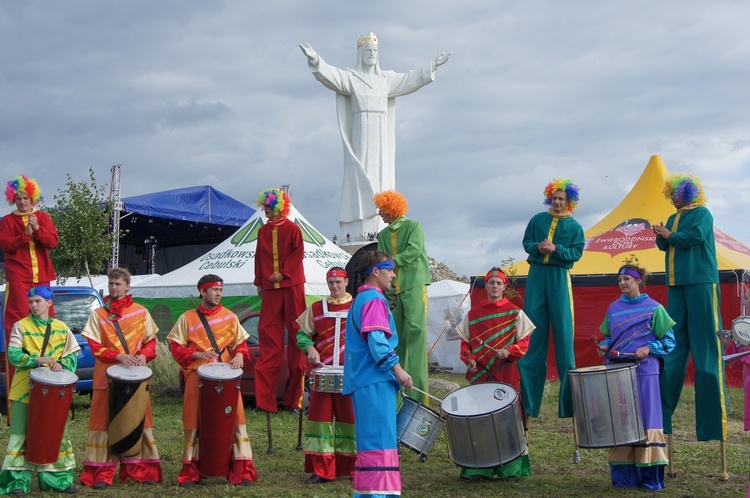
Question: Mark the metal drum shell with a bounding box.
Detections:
[440,382,526,469]
[569,363,645,449]
[396,395,445,459]
[310,366,344,393]
[26,368,78,465]
[731,316,750,346]
[197,363,242,477]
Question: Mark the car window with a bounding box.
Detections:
[241,314,260,346]
[53,294,101,334]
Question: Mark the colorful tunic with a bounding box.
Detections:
[456,297,535,479]
[0,209,58,412]
[518,210,584,418]
[599,293,676,490]
[655,204,726,442]
[296,294,356,480]
[344,285,402,498]
[79,301,162,487]
[253,216,307,412]
[167,306,257,485]
[0,315,79,494]
[377,216,430,405]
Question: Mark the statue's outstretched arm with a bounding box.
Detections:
[299,43,319,65]
[434,51,453,67]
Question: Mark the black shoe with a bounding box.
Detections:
[143,480,156,485]
[305,474,330,484]
[92,482,109,490]
[8,489,26,496]
[504,476,520,482]
[179,481,195,488]
[469,475,488,481]
[62,485,77,494]
[241,479,253,486]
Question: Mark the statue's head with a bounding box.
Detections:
[356,32,381,74]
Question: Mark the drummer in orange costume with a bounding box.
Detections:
[167,274,258,488]
[0,286,79,495]
[295,267,356,484]
[455,268,535,481]
[80,268,162,490]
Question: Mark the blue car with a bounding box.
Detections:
[0,286,102,414]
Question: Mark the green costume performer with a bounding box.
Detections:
[375,190,431,405]
[655,174,726,442]
[0,286,79,495]
[518,178,584,418]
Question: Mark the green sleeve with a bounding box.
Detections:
[651,304,677,339]
[7,346,38,370]
[296,330,315,352]
[60,352,78,373]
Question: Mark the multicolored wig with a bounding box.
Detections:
[543,178,580,213]
[5,175,42,206]
[662,173,706,206]
[373,190,408,218]
[257,188,291,217]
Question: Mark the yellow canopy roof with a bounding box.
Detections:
[508,155,750,276]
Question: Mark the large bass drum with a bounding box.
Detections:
[440,382,526,468]
[569,363,645,448]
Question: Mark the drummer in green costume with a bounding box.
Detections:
[0,286,79,495]
[374,190,431,405]
[654,173,727,442]
[518,178,584,419]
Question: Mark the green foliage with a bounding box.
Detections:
[49,167,114,282]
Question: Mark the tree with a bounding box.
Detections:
[49,167,115,286]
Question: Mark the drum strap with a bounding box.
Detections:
[40,322,52,357]
[112,321,130,355]
[196,310,222,356]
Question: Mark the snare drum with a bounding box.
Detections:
[107,364,153,457]
[197,363,242,477]
[310,366,344,393]
[26,368,78,465]
[731,316,750,346]
[396,394,445,461]
[440,383,526,468]
[568,363,644,448]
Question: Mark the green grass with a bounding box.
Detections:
[3,363,749,497]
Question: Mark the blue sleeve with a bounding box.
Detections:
[367,330,399,372]
[647,328,676,356]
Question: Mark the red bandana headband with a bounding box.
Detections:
[484,270,508,285]
[326,269,348,279]
[199,281,223,292]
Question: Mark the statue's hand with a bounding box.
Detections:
[434,51,452,67]
[299,43,318,64]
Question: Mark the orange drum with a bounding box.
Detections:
[107,365,153,457]
[26,367,78,465]
[197,363,242,477]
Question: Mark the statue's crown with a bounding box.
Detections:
[357,32,379,48]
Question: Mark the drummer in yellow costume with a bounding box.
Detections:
[0,286,79,495]
[80,268,162,490]
[167,274,257,487]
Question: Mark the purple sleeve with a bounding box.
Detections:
[359,298,393,339]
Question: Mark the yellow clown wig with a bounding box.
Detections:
[543,177,580,213]
[373,190,408,218]
[257,188,291,217]
[662,173,707,206]
[5,175,42,206]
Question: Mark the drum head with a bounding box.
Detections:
[197,362,242,381]
[732,316,750,346]
[29,367,78,386]
[106,364,153,382]
[311,366,344,375]
[570,363,636,375]
[441,382,517,416]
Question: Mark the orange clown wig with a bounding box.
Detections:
[373,190,408,218]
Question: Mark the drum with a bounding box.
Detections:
[197,363,242,477]
[396,394,445,461]
[310,366,344,393]
[440,382,526,469]
[26,368,78,465]
[731,316,750,346]
[569,363,645,448]
[107,364,153,457]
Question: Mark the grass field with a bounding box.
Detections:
[3,359,749,497]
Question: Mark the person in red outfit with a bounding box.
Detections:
[253,188,307,412]
[80,268,162,490]
[167,274,258,488]
[0,175,58,418]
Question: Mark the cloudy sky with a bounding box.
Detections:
[2,1,749,277]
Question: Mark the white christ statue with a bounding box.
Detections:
[299,33,451,243]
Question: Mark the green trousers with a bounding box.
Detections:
[391,285,429,405]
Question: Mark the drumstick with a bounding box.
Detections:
[474,338,501,354]
[723,349,750,361]
[609,350,637,358]
[407,385,444,405]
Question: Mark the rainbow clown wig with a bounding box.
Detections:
[373,190,408,218]
[662,173,706,206]
[5,175,42,206]
[257,188,291,217]
[543,178,580,213]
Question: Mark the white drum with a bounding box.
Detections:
[440,383,526,468]
[731,316,750,346]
